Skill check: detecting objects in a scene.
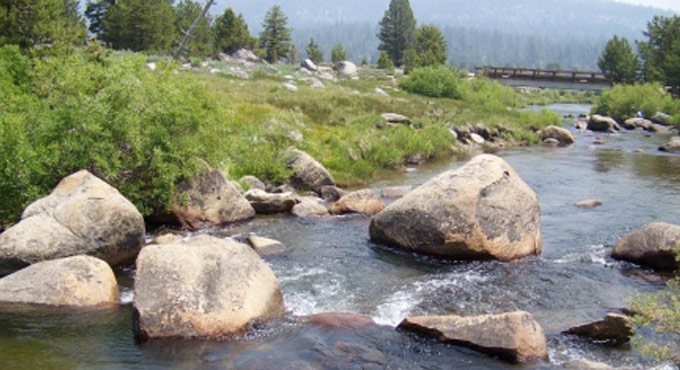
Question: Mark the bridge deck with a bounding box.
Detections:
[475,66,611,91]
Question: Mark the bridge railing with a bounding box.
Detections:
[475,66,610,84]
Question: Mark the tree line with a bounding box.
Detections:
[598,15,680,96]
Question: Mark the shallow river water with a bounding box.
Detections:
[1,104,680,370]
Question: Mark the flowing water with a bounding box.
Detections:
[2,104,680,369]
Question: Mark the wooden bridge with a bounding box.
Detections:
[475,66,611,91]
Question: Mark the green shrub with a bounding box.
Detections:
[0,48,229,223]
[399,66,463,99]
[592,82,680,122]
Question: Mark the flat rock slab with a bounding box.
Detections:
[0,256,119,308]
[398,311,548,364]
[563,313,635,345]
[307,312,376,330]
[246,236,287,256]
[576,199,603,208]
[133,235,284,340]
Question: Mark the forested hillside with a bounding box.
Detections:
[215,0,676,69]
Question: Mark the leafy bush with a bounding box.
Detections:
[0,47,229,223]
[592,82,680,122]
[399,66,463,99]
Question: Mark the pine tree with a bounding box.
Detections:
[85,0,115,37]
[377,0,416,67]
[0,0,87,53]
[174,0,214,58]
[306,38,323,63]
[331,44,347,63]
[101,0,176,54]
[214,8,255,54]
[259,5,292,63]
[414,24,447,67]
[377,50,394,72]
[598,35,640,84]
[637,15,680,96]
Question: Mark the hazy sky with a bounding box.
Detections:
[616,0,680,12]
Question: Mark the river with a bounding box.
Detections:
[1,104,679,369]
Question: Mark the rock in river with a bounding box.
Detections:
[575,199,602,209]
[245,189,299,214]
[611,222,680,270]
[330,189,385,216]
[563,313,635,345]
[246,235,287,256]
[0,170,145,276]
[659,137,680,153]
[133,235,284,340]
[398,311,548,363]
[588,115,621,133]
[370,154,542,261]
[0,255,119,308]
[539,125,575,145]
[287,149,335,192]
[291,196,329,217]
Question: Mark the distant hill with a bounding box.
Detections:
[212,0,676,69]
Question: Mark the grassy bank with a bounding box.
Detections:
[0,46,560,224]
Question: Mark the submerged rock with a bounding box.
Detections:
[370,154,542,261]
[0,170,145,276]
[171,170,255,230]
[398,311,548,363]
[543,138,560,147]
[611,222,680,270]
[307,312,376,329]
[563,313,635,345]
[0,256,119,308]
[659,137,680,153]
[133,235,284,340]
[330,189,385,216]
[287,149,335,192]
[588,115,621,133]
[245,189,299,214]
[291,196,329,217]
[575,199,603,208]
[539,125,575,145]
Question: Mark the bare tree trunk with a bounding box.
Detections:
[172,0,216,60]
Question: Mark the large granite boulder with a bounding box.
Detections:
[622,118,653,131]
[245,189,299,214]
[291,196,329,217]
[398,311,548,363]
[659,137,680,153]
[539,125,575,145]
[0,256,119,307]
[171,170,255,230]
[651,112,671,126]
[611,222,680,270]
[563,313,635,345]
[370,154,542,261]
[240,175,266,191]
[336,61,358,77]
[287,149,335,192]
[330,189,385,216]
[301,59,318,72]
[0,170,145,276]
[133,235,284,340]
[588,115,622,133]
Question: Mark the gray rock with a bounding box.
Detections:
[563,313,635,345]
[398,311,548,363]
[588,115,621,133]
[374,87,390,97]
[232,48,259,62]
[575,199,603,208]
[469,133,486,145]
[301,59,318,72]
[539,125,575,145]
[172,170,255,230]
[291,196,329,217]
[318,185,347,202]
[381,186,413,199]
[370,154,542,261]
[543,138,560,147]
[240,175,266,191]
[300,77,324,88]
[133,235,284,340]
[283,82,298,91]
[622,118,653,131]
[331,189,385,216]
[245,189,299,214]
[336,61,358,77]
[287,149,335,192]
[651,112,671,126]
[659,137,680,153]
[381,113,411,125]
[0,170,145,276]
[246,235,287,256]
[612,222,680,270]
[0,255,119,307]
[561,359,613,370]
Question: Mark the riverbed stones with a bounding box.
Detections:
[539,125,575,145]
[659,137,680,153]
[622,118,653,131]
[0,256,119,308]
[0,170,145,276]
[319,185,348,202]
[291,196,329,217]
[563,313,635,345]
[287,149,335,192]
[239,175,266,191]
[370,154,541,261]
[245,189,299,214]
[588,115,621,133]
[398,311,548,363]
[133,235,284,340]
[330,189,385,216]
[246,236,287,256]
[543,138,560,147]
[611,222,680,270]
[381,186,413,199]
[575,199,603,208]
